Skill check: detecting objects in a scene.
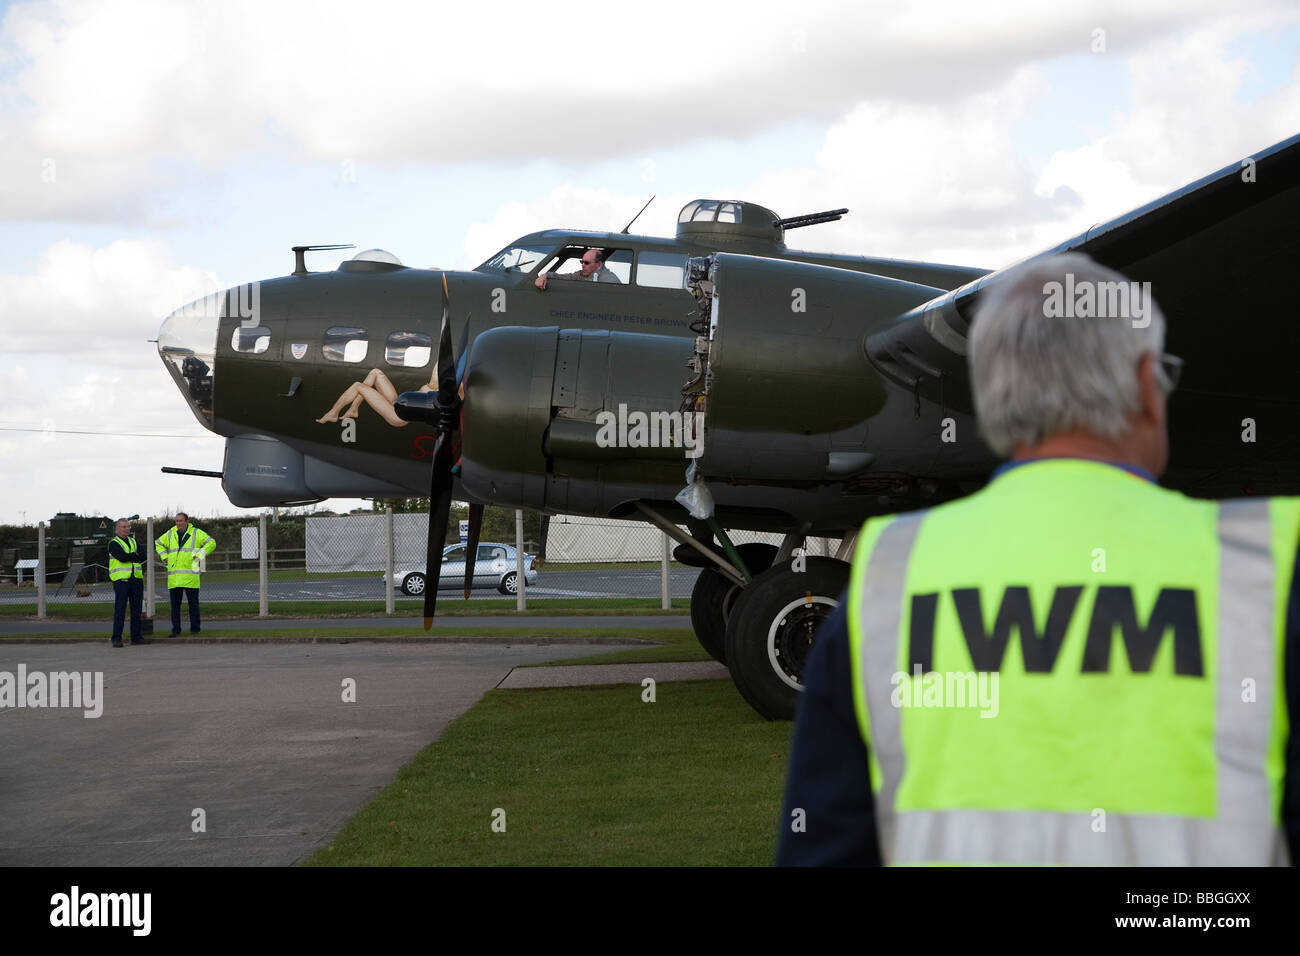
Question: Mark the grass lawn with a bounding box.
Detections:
[2,625,690,644]
[303,679,792,866]
[0,597,691,621]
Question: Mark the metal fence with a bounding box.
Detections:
[3,512,842,617]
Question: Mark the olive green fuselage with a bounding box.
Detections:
[186,227,992,532]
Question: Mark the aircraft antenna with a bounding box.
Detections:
[621,195,656,234]
[292,244,356,275]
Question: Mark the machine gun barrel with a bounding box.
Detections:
[773,208,849,229]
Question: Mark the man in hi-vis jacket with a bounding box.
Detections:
[155,512,216,636]
[107,518,149,647]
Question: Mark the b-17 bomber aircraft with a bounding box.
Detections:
[157,133,1300,719]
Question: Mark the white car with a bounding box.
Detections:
[389,542,539,596]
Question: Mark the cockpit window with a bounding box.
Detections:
[231,325,271,354]
[386,331,432,368]
[323,327,369,363]
[477,243,554,273]
[538,246,632,284]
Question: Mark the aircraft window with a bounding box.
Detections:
[678,200,702,223]
[385,331,432,368]
[636,251,686,290]
[478,242,554,273]
[323,327,369,363]
[231,325,271,354]
[691,201,719,222]
[604,249,632,283]
[717,202,740,224]
[539,246,632,284]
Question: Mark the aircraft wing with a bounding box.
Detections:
[864,132,1300,497]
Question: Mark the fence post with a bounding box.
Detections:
[385,507,395,615]
[515,509,526,611]
[145,517,155,617]
[37,522,46,619]
[258,513,268,617]
[661,531,671,610]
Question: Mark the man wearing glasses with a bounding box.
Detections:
[778,252,1299,867]
[534,248,621,290]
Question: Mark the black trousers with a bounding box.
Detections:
[169,587,201,634]
[112,578,143,642]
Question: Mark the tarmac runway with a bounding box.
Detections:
[0,640,636,866]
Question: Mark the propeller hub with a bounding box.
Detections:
[394,391,458,429]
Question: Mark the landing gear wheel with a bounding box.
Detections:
[724,557,850,720]
[402,573,426,596]
[688,543,778,664]
[499,571,518,595]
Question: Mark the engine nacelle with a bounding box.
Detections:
[458,326,695,512]
[689,253,945,481]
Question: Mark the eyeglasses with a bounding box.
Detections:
[581,258,598,266]
[1157,353,1183,392]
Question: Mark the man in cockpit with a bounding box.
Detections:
[534,249,621,290]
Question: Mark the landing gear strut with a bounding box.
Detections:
[632,501,854,721]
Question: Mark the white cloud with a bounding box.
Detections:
[0,354,222,523]
[1,0,1274,222]
[704,24,1298,267]
[0,237,222,366]
[459,186,695,268]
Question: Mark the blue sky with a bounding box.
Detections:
[1,0,1296,524]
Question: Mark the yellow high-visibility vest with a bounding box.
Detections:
[108,535,143,581]
[847,459,1297,865]
[155,525,216,589]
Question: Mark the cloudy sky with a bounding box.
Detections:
[1,0,1296,525]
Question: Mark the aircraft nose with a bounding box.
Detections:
[157,292,220,428]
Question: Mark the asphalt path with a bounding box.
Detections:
[0,568,703,605]
[0,640,638,865]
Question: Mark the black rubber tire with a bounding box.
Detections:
[402,573,426,597]
[690,569,733,663]
[688,543,779,664]
[498,571,518,595]
[724,557,850,721]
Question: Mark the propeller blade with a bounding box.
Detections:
[462,503,484,599]
[420,274,464,630]
[422,433,455,629]
[536,515,550,568]
[436,274,457,400]
[456,315,474,396]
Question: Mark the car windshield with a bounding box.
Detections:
[477,243,553,274]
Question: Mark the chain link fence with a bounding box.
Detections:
[3,512,843,617]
